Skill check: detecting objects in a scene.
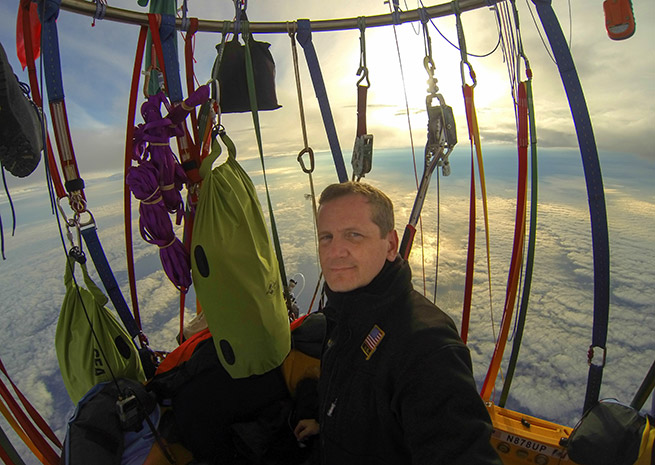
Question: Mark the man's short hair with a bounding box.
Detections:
[318,182,395,237]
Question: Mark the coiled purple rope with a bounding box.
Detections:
[128,92,191,291]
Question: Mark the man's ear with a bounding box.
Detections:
[386,230,399,260]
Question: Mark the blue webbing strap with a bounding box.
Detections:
[296,19,348,183]
[81,226,142,339]
[39,0,64,102]
[532,0,610,414]
[159,14,183,103]
[39,0,143,342]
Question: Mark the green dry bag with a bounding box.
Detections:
[191,151,290,379]
[56,257,145,403]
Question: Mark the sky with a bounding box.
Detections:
[0,0,654,463]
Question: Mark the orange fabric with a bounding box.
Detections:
[290,313,311,331]
[281,349,320,396]
[155,329,212,375]
[143,438,194,465]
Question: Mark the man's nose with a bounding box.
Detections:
[327,237,348,258]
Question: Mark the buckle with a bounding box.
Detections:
[587,345,607,368]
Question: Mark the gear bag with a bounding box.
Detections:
[191,153,290,379]
[61,378,158,465]
[566,399,654,465]
[56,257,145,404]
[212,31,281,114]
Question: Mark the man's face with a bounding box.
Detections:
[317,193,398,292]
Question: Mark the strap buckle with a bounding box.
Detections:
[57,196,94,259]
[351,134,373,181]
[587,345,607,368]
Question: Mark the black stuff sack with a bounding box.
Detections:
[566,399,654,465]
[212,32,281,114]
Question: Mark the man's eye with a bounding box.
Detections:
[319,235,332,243]
[347,232,362,239]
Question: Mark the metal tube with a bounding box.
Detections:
[60,0,496,33]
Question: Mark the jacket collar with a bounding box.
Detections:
[323,255,411,323]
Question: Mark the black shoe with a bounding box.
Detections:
[0,41,42,178]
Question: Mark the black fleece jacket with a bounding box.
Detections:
[318,256,502,465]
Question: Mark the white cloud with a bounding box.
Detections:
[0,0,653,461]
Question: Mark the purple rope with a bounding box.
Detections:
[128,93,191,291]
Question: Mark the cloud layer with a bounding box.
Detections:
[0,0,653,461]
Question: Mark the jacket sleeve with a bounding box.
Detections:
[391,328,503,465]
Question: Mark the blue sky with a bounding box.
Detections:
[0,0,654,462]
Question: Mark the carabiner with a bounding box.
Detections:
[356,17,370,88]
[297,146,315,174]
[460,60,477,88]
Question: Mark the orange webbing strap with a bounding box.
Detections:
[0,379,59,464]
[124,25,149,331]
[460,84,493,343]
[19,0,65,200]
[480,81,529,402]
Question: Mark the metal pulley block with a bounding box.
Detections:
[425,97,457,176]
[351,134,373,181]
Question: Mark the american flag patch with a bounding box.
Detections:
[361,325,385,360]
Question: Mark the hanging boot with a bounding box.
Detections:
[0,41,42,178]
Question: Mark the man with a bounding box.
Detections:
[314,181,502,464]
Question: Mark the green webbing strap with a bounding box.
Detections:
[499,77,538,407]
[631,358,655,411]
[0,424,26,465]
[242,21,290,296]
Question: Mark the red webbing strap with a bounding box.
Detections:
[0,361,60,449]
[148,13,200,184]
[481,81,529,401]
[461,151,475,344]
[0,439,19,465]
[19,0,65,199]
[0,379,59,464]
[48,101,79,186]
[147,14,168,93]
[0,400,43,464]
[460,85,476,343]
[124,25,149,332]
[461,84,494,345]
[180,18,202,332]
[184,18,199,144]
[356,85,367,137]
[0,359,60,449]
